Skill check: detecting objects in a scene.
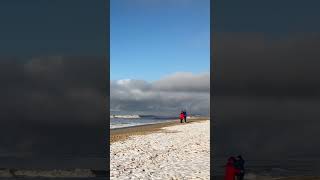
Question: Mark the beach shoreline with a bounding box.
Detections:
[110,117,209,143]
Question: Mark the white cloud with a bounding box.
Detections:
[110,72,210,116]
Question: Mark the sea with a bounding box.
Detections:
[110,115,178,129]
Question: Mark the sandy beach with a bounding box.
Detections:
[110,119,210,179]
[110,117,208,143]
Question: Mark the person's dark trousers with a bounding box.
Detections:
[180,119,183,123]
[237,173,244,180]
[184,117,187,123]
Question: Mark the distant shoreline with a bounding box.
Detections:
[110,117,208,143]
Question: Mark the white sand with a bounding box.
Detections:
[110,120,210,180]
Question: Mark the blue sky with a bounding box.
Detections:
[110,0,210,81]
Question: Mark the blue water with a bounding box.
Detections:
[110,115,177,129]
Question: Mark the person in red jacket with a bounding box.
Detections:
[179,111,185,123]
[224,156,241,180]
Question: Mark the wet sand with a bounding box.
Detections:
[110,117,208,143]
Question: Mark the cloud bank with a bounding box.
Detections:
[0,56,106,167]
[111,72,210,116]
[213,32,320,160]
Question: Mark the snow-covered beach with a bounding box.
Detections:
[110,120,210,179]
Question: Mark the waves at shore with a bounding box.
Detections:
[110,114,141,119]
[110,114,205,129]
[110,115,179,129]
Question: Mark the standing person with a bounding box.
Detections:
[179,111,184,123]
[183,110,187,123]
[234,155,245,180]
[224,156,240,180]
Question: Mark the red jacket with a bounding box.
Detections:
[224,162,240,180]
[179,113,185,119]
